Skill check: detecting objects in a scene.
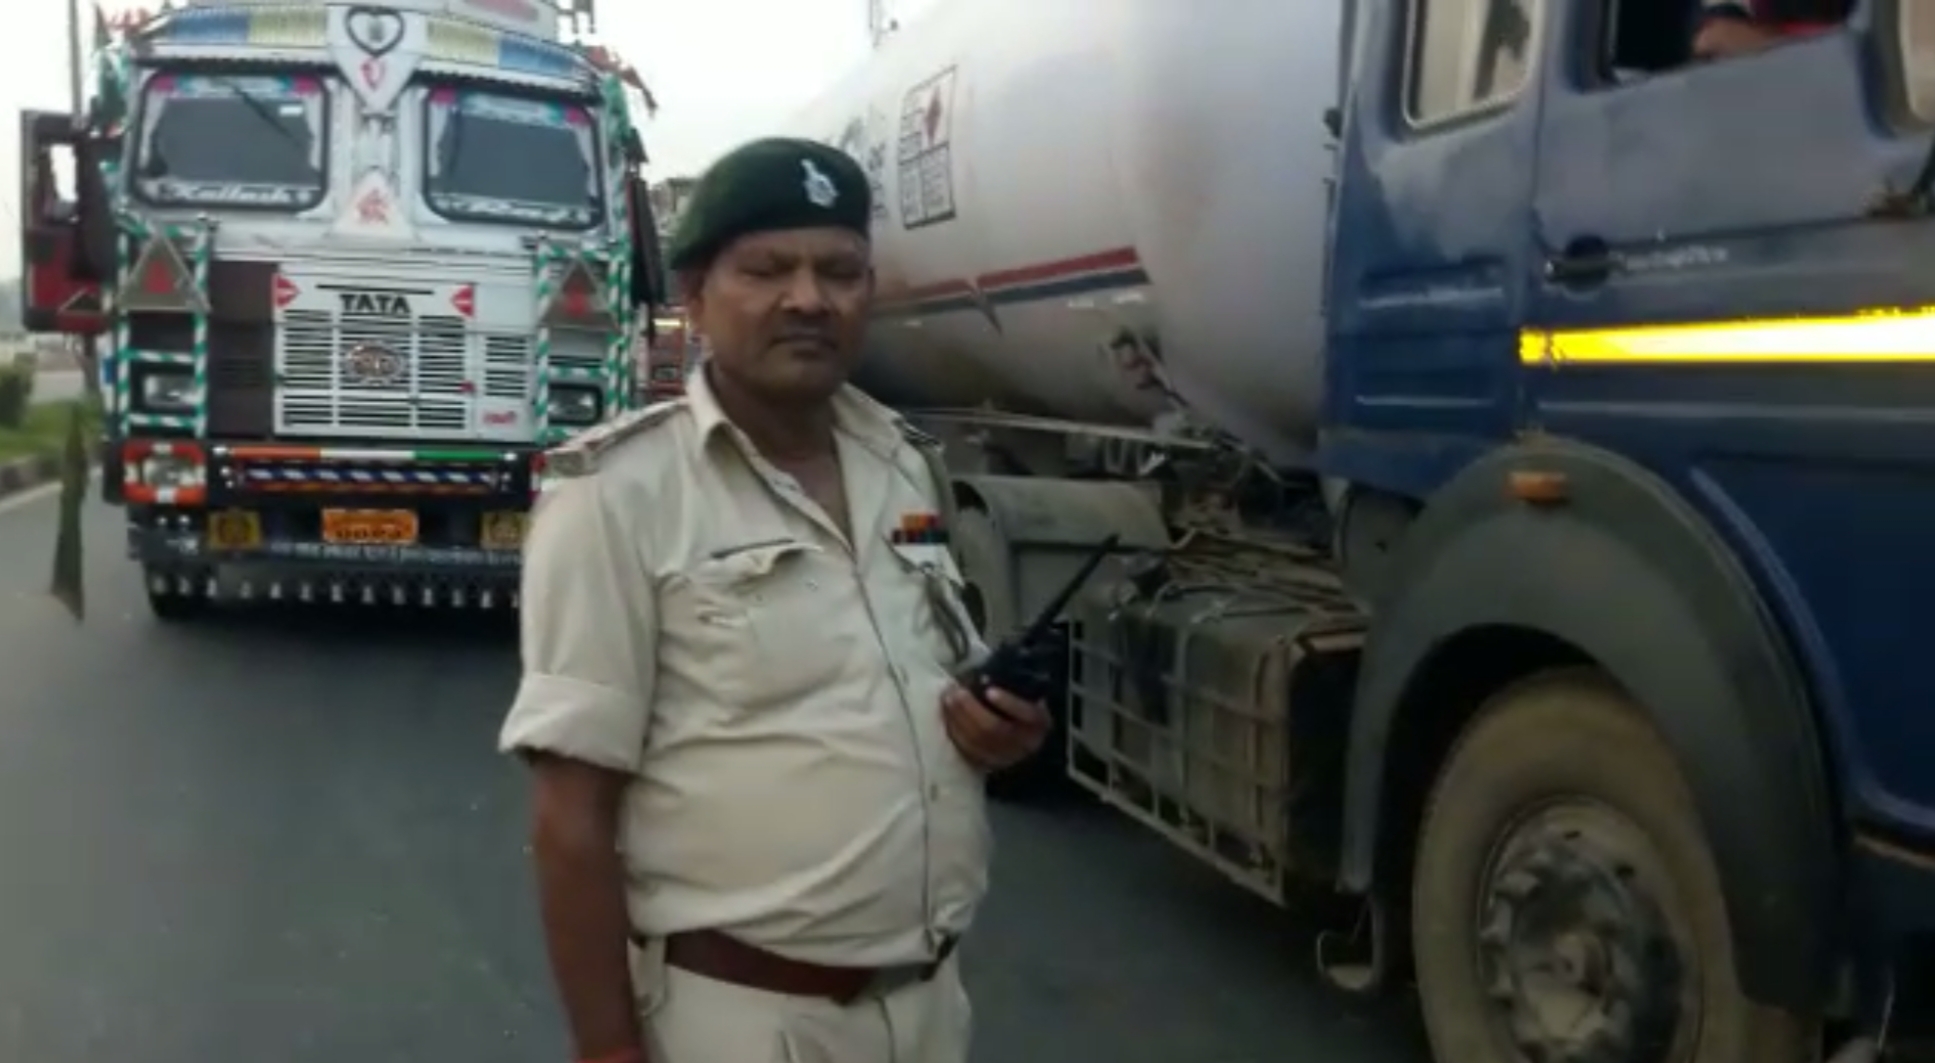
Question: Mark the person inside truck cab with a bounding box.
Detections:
[1692,0,1851,59]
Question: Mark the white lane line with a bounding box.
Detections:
[0,480,63,516]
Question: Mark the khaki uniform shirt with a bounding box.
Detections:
[498,370,992,968]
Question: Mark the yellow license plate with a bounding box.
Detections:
[481,511,528,550]
[321,508,418,545]
[207,509,262,550]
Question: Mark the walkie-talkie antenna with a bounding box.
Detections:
[1012,534,1120,644]
[960,534,1123,721]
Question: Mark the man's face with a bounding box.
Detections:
[686,227,873,404]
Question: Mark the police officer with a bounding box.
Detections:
[499,137,1050,1063]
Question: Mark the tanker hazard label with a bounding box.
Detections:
[897,67,958,230]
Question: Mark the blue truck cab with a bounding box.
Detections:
[1322,0,1935,1056]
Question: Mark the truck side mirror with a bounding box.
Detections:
[628,177,666,310]
[73,133,119,284]
[17,110,106,336]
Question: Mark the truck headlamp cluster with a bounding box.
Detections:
[546,385,601,427]
[136,366,196,414]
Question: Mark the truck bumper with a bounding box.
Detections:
[132,523,522,607]
[121,438,538,608]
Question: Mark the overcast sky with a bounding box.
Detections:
[0,0,932,279]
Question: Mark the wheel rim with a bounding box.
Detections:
[1474,800,1701,1063]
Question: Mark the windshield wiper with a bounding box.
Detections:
[208,76,311,162]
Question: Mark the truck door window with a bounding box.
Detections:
[1406,0,1541,125]
[133,74,328,210]
[1606,0,1853,78]
[423,89,602,230]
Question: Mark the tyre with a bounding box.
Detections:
[1412,668,1817,1063]
[144,569,207,623]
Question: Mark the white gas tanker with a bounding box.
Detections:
[782,2,1912,1061]
[790,0,1348,468]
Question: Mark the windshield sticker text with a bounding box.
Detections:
[138,181,315,207]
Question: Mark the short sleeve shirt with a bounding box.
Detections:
[499,370,992,968]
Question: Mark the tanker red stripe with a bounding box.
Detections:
[881,246,1143,307]
[977,247,1141,291]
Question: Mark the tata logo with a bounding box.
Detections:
[341,342,408,386]
[339,290,411,317]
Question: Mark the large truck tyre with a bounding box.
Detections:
[1412,669,1816,1063]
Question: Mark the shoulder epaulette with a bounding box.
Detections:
[897,419,943,451]
[544,399,687,477]
[896,419,958,530]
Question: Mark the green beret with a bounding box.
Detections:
[666,137,872,270]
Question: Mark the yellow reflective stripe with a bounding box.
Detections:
[1519,306,1935,364]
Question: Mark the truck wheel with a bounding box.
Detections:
[144,569,207,623]
[1412,669,1816,1063]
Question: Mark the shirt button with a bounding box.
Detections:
[928,783,941,803]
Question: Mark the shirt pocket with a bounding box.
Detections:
[882,539,980,669]
[662,539,861,709]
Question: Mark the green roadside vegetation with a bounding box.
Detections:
[0,400,101,463]
[0,359,102,463]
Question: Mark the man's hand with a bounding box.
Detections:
[940,683,1051,773]
[1693,17,1780,59]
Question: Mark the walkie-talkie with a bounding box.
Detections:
[960,534,1122,721]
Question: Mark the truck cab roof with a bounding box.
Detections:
[176,0,565,40]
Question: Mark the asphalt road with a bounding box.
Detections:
[0,487,1428,1063]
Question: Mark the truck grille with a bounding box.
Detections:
[483,334,532,400]
[277,309,472,436]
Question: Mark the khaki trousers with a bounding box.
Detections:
[631,938,973,1063]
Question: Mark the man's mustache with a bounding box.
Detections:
[771,325,835,346]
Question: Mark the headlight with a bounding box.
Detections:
[137,367,195,413]
[546,386,601,426]
[138,452,202,490]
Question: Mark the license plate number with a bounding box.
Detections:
[480,511,527,551]
[321,509,418,545]
[207,509,261,550]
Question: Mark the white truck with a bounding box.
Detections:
[18,0,667,618]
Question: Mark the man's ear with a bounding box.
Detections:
[678,268,706,326]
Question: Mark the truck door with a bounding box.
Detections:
[17,112,108,337]
[1525,0,1899,344]
[1325,0,1544,498]
[1524,3,1935,868]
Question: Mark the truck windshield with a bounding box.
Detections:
[133,74,328,209]
[424,88,601,229]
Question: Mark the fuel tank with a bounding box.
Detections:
[788,0,1350,465]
